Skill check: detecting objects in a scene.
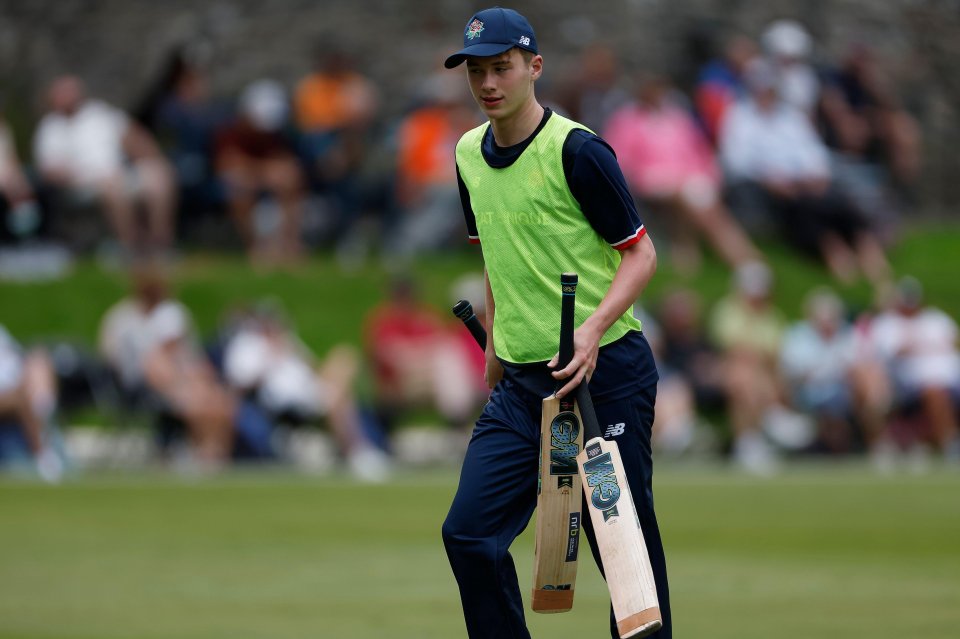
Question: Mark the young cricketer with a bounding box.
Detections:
[440,7,672,639]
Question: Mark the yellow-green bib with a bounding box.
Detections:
[456,113,642,363]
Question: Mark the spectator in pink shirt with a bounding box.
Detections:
[605,75,762,273]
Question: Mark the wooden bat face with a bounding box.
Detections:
[577,437,661,638]
[532,393,584,613]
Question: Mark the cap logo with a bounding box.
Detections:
[466,18,485,40]
[519,35,531,46]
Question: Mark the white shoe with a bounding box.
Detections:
[762,406,816,451]
[869,438,898,474]
[36,448,64,483]
[944,437,960,466]
[733,433,778,476]
[347,446,392,483]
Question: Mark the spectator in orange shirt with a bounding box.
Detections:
[390,73,479,259]
[294,45,378,242]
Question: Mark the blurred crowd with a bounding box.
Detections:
[1,19,957,479]
[642,266,959,474]
[0,20,922,276]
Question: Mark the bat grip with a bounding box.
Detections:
[557,272,578,376]
[574,382,602,441]
[452,299,487,351]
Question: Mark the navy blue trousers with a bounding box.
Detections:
[442,378,672,638]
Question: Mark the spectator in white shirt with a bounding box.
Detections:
[0,325,63,481]
[780,288,890,454]
[869,277,960,459]
[33,76,176,255]
[720,59,890,287]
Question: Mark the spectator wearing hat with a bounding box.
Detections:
[215,79,305,264]
[761,19,820,115]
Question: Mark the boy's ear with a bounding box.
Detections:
[531,54,543,80]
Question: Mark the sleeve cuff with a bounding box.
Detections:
[610,225,646,250]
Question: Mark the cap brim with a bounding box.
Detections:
[444,42,516,68]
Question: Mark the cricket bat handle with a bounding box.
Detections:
[573,381,601,442]
[452,299,486,351]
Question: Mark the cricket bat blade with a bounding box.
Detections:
[576,384,661,638]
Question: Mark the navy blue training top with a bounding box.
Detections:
[455,108,658,402]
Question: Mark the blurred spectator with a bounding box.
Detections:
[638,307,700,456]
[220,304,390,481]
[0,324,64,481]
[708,262,811,472]
[720,59,891,286]
[556,44,630,131]
[137,44,230,232]
[364,276,480,434]
[98,263,273,466]
[869,277,960,460]
[656,287,726,418]
[214,79,305,265]
[604,74,762,273]
[389,72,479,260]
[694,34,758,144]
[0,113,43,242]
[448,272,491,399]
[761,19,820,115]
[294,45,378,244]
[817,43,922,241]
[33,75,176,255]
[780,287,890,454]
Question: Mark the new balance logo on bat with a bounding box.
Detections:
[583,444,621,522]
[550,411,580,475]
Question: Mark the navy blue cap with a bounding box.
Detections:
[444,7,538,69]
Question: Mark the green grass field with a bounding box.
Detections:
[2,465,958,639]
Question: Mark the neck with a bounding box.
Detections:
[489,99,544,147]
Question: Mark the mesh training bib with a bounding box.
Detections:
[456,113,642,363]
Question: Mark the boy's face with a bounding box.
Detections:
[465,48,541,121]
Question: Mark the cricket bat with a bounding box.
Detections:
[575,367,661,637]
[452,299,486,351]
[452,293,584,613]
[530,273,584,613]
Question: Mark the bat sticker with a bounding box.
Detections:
[550,411,581,475]
[565,512,581,561]
[582,448,622,522]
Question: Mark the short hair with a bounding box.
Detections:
[517,48,534,64]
